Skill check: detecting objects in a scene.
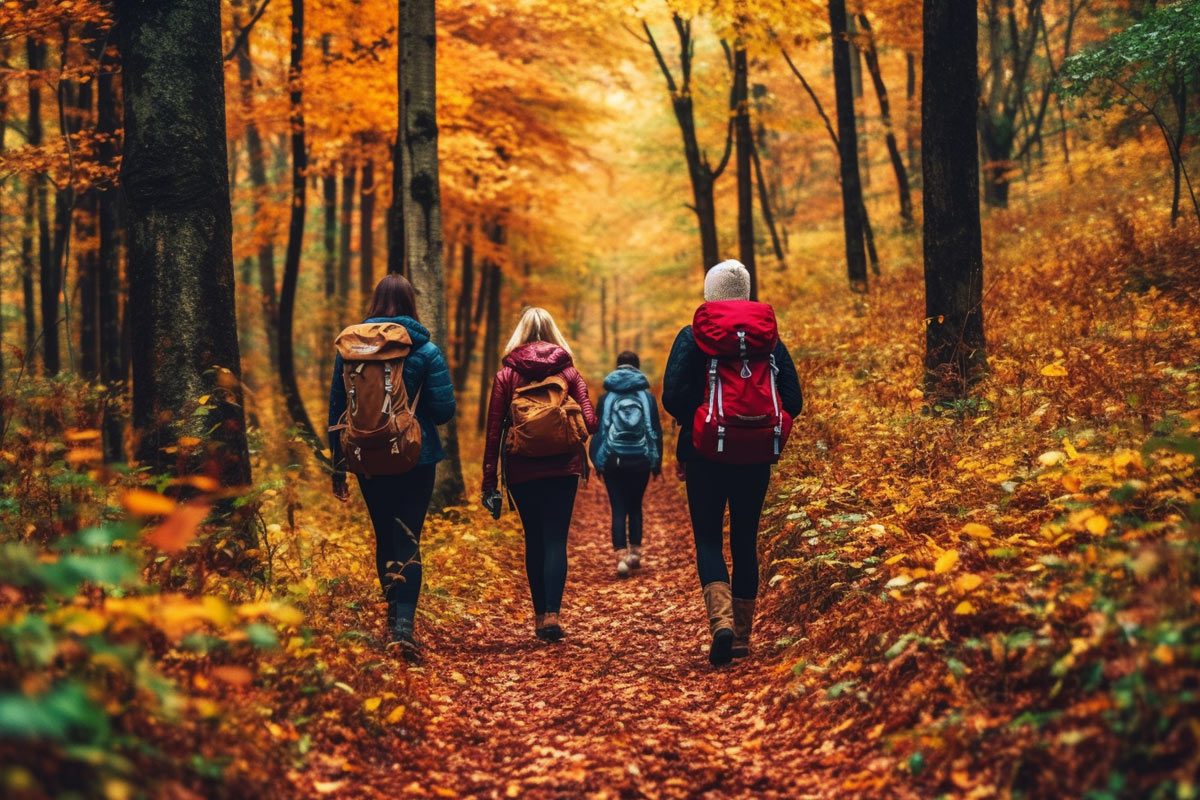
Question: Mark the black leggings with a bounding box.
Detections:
[509,475,579,615]
[604,468,650,550]
[357,464,436,621]
[684,460,771,600]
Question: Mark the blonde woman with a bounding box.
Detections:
[481,308,598,641]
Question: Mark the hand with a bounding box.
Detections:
[674,462,686,482]
[332,472,350,503]
[482,489,503,520]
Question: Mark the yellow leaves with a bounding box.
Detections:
[883,553,907,565]
[449,671,468,685]
[934,550,960,574]
[1151,643,1174,665]
[385,705,407,724]
[962,522,994,540]
[953,601,977,615]
[145,504,211,552]
[1085,515,1110,535]
[954,573,984,594]
[1038,450,1067,466]
[1040,361,1068,377]
[236,601,304,627]
[363,697,382,712]
[210,665,254,687]
[122,489,176,517]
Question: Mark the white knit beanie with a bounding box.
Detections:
[703,259,751,302]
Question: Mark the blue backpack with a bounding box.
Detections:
[597,389,658,470]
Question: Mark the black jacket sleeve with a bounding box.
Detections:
[328,353,347,473]
[588,393,607,469]
[662,326,704,424]
[648,390,663,470]
[774,341,803,417]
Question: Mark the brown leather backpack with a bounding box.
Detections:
[330,323,423,476]
[506,375,588,458]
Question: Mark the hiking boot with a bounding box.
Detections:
[540,611,564,642]
[616,550,631,578]
[627,545,643,569]
[702,582,735,666]
[732,597,756,659]
[388,615,421,662]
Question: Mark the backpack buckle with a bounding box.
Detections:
[737,330,748,357]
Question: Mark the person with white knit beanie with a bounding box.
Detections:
[661,259,803,666]
[703,259,752,302]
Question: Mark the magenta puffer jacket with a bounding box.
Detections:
[482,341,599,491]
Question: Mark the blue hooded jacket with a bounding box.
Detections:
[589,365,663,472]
[328,316,456,470]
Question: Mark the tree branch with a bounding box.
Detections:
[224,0,272,62]
[642,21,678,95]
[782,49,839,149]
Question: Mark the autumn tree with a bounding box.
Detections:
[923,0,987,398]
[829,0,868,292]
[398,0,465,506]
[855,13,913,226]
[116,0,251,485]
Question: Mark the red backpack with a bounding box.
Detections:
[691,300,792,464]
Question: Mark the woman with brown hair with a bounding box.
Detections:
[328,274,456,659]
[481,308,598,642]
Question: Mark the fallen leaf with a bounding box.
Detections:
[123,489,176,517]
[145,504,212,552]
[934,550,960,574]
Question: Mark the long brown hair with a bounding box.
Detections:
[366,273,418,320]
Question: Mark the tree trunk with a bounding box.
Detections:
[857,14,913,227]
[906,52,918,180]
[29,37,63,374]
[116,0,252,486]
[399,0,464,507]
[750,134,785,263]
[277,0,327,462]
[97,49,124,463]
[360,156,375,294]
[322,173,337,297]
[76,75,101,380]
[21,180,37,362]
[923,0,987,399]
[234,21,279,371]
[339,160,355,299]
[733,45,757,299]
[476,259,501,433]
[828,0,868,292]
[847,14,869,187]
[0,48,6,421]
[451,226,475,388]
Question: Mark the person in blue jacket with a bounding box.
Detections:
[329,274,455,659]
[589,351,662,578]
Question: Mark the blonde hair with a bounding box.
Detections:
[504,307,573,356]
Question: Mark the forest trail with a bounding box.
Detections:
[352,476,828,800]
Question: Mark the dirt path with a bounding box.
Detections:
[365,476,829,799]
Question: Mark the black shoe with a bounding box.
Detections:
[388,619,421,661]
[540,624,564,642]
[709,628,734,666]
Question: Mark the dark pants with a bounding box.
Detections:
[604,468,650,550]
[509,475,579,615]
[357,464,437,622]
[684,460,771,600]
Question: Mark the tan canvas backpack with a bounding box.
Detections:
[330,323,423,476]
[506,375,589,458]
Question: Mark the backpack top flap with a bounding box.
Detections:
[513,374,569,407]
[335,322,414,361]
[692,300,778,357]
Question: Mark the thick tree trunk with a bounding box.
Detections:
[359,157,375,294]
[116,0,252,486]
[21,181,37,361]
[339,160,355,299]
[847,14,869,188]
[76,76,101,380]
[733,45,757,299]
[828,0,868,292]
[857,14,913,227]
[399,0,464,507]
[476,259,501,433]
[97,53,124,463]
[277,0,327,462]
[923,0,987,398]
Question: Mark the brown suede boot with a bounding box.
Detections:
[702,582,735,665]
[732,598,756,658]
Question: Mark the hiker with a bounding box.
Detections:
[662,260,803,666]
[481,307,598,642]
[589,351,662,578]
[329,274,456,659]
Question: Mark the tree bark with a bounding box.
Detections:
[339,159,355,299]
[28,37,63,374]
[322,172,337,298]
[97,45,124,463]
[906,52,918,180]
[857,14,913,227]
[234,17,279,371]
[116,0,252,486]
[359,156,376,294]
[21,179,37,363]
[828,0,868,292]
[644,17,732,273]
[451,225,475,388]
[476,259,501,433]
[750,134,785,263]
[76,74,101,380]
[923,0,987,399]
[399,0,464,507]
[277,0,327,462]
[733,45,757,299]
